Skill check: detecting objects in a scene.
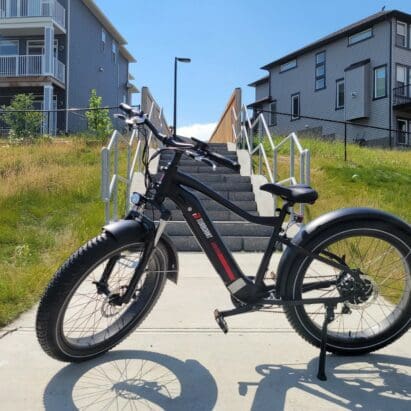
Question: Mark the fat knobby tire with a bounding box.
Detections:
[283,220,411,355]
[36,233,167,362]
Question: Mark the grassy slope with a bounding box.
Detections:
[264,138,411,223]
[0,140,104,326]
[0,138,409,327]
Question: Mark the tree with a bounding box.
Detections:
[85,89,113,140]
[1,93,43,141]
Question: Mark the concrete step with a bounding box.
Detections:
[159,158,239,168]
[172,166,238,174]
[165,221,273,237]
[161,153,238,161]
[149,209,258,221]
[161,199,257,212]
[187,191,255,201]
[198,182,252,192]
[170,236,271,252]
[180,174,250,183]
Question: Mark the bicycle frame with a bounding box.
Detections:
[134,150,353,306]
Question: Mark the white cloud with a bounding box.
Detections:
[177,122,217,141]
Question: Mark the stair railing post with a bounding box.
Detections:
[113,133,119,221]
[273,148,278,212]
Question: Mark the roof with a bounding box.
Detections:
[261,9,411,70]
[82,0,137,62]
[248,75,269,87]
[120,45,136,63]
[82,0,126,44]
[247,96,272,108]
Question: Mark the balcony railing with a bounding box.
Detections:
[393,85,411,107]
[0,54,65,83]
[0,0,65,28]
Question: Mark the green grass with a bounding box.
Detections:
[0,138,107,326]
[254,137,411,223]
[0,137,410,327]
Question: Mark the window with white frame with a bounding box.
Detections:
[374,66,387,99]
[280,59,297,72]
[396,21,408,47]
[336,79,344,109]
[269,101,277,126]
[348,28,373,45]
[26,39,58,57]
[0,40,19,56]
[291,93,300,120]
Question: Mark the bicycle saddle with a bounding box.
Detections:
[260,183,318,204]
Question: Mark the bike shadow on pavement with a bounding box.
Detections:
[239,353,411,411]
[43,350,218,410]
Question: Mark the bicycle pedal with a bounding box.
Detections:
[214,309,229,334]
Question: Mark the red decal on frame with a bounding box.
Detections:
[192,212,202,220]
[210,241,236,281]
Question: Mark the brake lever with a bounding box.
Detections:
[201,157,217,171]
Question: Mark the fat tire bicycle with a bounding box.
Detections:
[36,104,411,380]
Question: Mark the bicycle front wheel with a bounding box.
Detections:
[283,220,411,355]
[36,233,168,362]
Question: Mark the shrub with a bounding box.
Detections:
[85,89,113,140]
[1,94,43,142]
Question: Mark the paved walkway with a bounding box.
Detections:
[0,253,410,410]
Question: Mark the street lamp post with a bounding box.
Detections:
[173,57,191,137]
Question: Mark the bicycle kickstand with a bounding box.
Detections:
[317,303,336,381]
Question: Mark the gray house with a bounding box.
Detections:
[248,10,411,147]
[0,0,137,134]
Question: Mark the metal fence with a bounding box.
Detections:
[0,0,66,27]
[101,103,168,223]
[232,104,310,217]
[253,109,411,161]
[0,106,138,137]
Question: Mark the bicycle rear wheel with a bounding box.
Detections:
[283,220,411,355]
[36,233,167,362]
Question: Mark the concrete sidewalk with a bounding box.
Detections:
[0,253,410,410]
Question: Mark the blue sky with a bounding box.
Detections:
[97,0,411,137]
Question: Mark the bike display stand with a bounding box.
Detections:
[317,303,336,381]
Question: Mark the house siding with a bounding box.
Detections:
[391,16,411,145]
[249,13,411,147]
[0,0,135,135]
[263,20,391,143]
[67,0,128,132]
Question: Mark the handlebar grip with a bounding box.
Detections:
[119,103,143,117]
[208,151,241,172]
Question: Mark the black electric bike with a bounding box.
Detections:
[36,104,411,380]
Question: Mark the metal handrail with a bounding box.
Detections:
[101,102,167,223]
[232,104,310,216]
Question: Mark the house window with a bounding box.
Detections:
[348,28,373,45]
[396,65,411,96]
[336,79,344,109]
[269,101,277,126]
[101,29,106,50]
[397,119,409,145]
[291,93,300,120]
[315,51,326,90]
[374,66,387,99]
[396,21,408,47]
[112,41,117,62]
[280,59,297,72]
[0,40,19,55]
[26,40,58,57]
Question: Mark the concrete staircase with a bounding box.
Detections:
[156,143,272,251]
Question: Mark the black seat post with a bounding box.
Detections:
[254,202,291,286]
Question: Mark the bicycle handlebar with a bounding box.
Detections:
[119,104,240,172]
